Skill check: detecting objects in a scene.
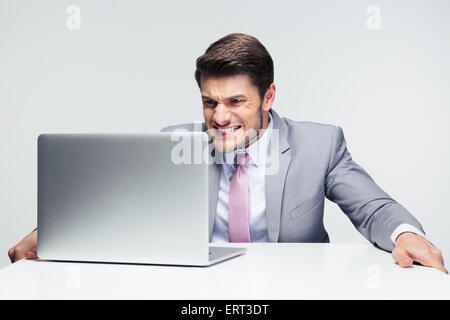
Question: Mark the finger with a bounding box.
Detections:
[424,261,448,274]
[427,261,448,274]
[435,248,445,266]
[11,246,27,262]
[8,247,15,263]
[425,243,446,266]
[26,250,38,260]
[392,248,413,268]
[413,252,448,274]
[8,229,38,263]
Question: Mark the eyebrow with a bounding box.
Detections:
[201,95,247,101]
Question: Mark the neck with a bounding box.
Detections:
[241,110,271,149]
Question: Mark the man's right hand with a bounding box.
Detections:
[8,229,38,263]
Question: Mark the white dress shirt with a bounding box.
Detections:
[210,112,428,245]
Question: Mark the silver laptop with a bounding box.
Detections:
[37,132,246,266]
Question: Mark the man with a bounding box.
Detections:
[8,33,447,273]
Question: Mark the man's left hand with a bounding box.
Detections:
[392,232,448,274]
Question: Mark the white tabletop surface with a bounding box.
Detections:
[0,243,448,300]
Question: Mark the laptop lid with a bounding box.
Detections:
[37,132,211,266]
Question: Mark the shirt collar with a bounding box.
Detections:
[222,111,273,168]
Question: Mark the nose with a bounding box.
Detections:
[213,104,231,126]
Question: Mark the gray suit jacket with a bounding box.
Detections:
[161,109,424,252]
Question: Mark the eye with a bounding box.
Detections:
[231,98,243,104]
[203,99,217,107]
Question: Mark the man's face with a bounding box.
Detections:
[201,74,274,153]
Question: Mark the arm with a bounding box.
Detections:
[325,126,446,273]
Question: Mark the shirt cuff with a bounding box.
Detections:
[390,223,429,245]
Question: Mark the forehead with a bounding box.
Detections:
[200,74,259,99]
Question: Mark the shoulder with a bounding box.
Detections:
[281,116,341,146]
[278,114,347,171]
[285,118,337,134]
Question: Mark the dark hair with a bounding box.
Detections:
[194,33,274,100]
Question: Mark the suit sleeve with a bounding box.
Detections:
[324,126,426,252]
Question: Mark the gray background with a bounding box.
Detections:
[1,0,449,269]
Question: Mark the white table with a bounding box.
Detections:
[0,243,448,299]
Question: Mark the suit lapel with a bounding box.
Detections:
[265,110,291,242]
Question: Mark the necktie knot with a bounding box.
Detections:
[234,150,249,166]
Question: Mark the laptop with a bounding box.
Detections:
[37,132,246,266]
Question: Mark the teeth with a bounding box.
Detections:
[218,126,240,134]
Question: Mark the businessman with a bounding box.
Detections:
[8,33,447,273]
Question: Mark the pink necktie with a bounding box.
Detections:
[228,150,251,242]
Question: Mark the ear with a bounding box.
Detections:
[262,83,276,112]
